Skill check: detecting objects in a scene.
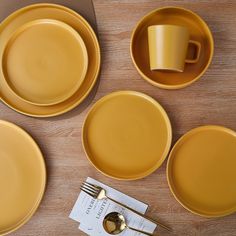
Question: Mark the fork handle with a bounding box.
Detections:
[106,196,171,232]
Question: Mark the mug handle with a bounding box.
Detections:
[185,40,201,63]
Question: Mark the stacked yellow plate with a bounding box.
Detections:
[0,3,101,117]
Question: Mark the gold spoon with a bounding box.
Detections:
[103,212,154,236]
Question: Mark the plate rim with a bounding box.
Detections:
[130,6,214,90]
[82,90,172,180]
[0,3,101,117]
[0,120,46,235]
[2,18,89,106]
[167,125,236,217]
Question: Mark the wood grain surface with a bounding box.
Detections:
[2,0,236,235]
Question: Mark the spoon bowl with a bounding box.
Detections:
[103,212,153,236]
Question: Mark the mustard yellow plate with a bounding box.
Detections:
[0,120,46,235]
[83,91,172,180]
[131,6,214,89]
[167,126,236,217]
[2,19,88,106]
[0,3,100,117]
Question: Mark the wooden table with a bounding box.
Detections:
[3,0,235,235]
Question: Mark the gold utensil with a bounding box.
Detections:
[103,212,153,236]
[80,182,171,232]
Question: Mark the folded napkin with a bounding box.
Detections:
[70,177,157,235]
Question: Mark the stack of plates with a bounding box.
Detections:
[0,3,101,117]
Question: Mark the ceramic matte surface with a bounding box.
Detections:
[148,25,201,72]
[2,19,88,106]
[167,126,236,217]
[131,6,214,89]
[0,120,46,235]
[83,91,172,180]
[0,3,100,117]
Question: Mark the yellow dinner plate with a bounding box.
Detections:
[0,3,100,117]
[167,126,236,217]
[0,120,46,235]
[2,19,88,106]
[131,6,214,89]
[83,91,172,180]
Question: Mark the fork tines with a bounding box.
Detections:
[80,182,100,198]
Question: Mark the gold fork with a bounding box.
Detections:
[80,182,171,232]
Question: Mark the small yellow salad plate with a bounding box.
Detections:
[167,126,236,217]
[2,19,88,106]
[0,120,46,235]
[82,91,172,180]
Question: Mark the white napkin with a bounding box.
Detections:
[69,177,157,236]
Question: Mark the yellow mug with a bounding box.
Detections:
[148,25,201,72]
